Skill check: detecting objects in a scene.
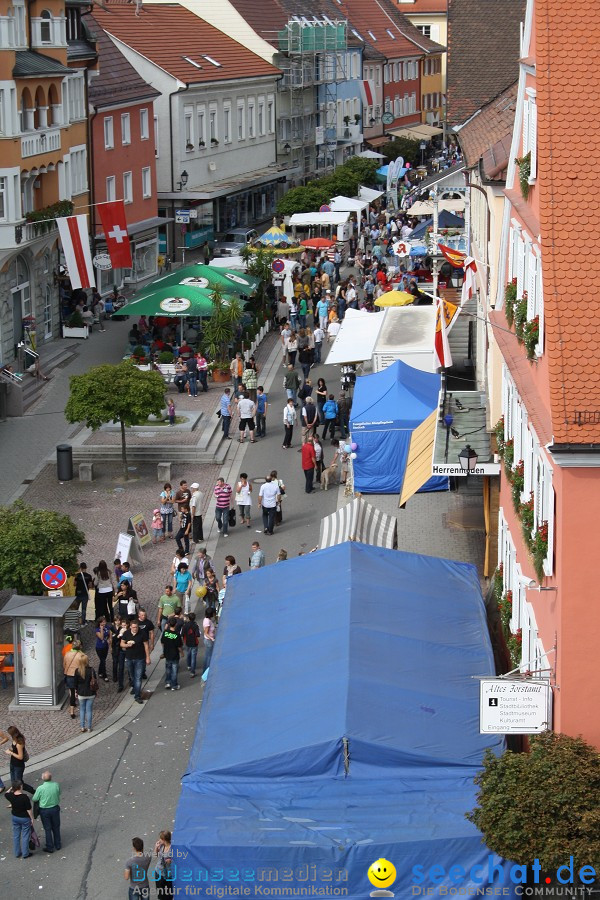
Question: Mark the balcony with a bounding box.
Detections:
[21,127,61,159]
[337,123,361,142]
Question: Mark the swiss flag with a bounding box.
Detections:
[98,200,132,269]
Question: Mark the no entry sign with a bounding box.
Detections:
[272,258,285,274]
[41,564,68,590]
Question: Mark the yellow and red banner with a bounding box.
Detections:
[438,243,466,268]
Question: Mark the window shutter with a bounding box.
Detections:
[507,226,514,283]
[514,397,522,463]
[522,100,530,156]
[536,258,544,355]
[516,238,525,299]
[527,249,535,318]
[430,24,440,41]
[543,478,555,577]
[519,601,529,670]
[533,456,542,531]
[524,426,534,496]
[529,101,537,179]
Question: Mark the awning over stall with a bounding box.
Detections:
[319,497,397,549]
[326,308,386,365]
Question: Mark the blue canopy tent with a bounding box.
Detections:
[350,359,447,494]
[410,210,465,239]
[173,544,514,898]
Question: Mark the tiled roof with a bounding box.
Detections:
[458,82,517,181]
[85,13,160,107]
[536,0,600,444]
[402,0,448,12]
[446,0,525,128]
[90,1,280,84]
[13,49,71,77]
[340,0,445,57]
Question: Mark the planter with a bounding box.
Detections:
[211,368,230,383]
[62,324,89,339]
[134,363,151,371]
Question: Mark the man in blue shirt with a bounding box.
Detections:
[256,386,268,438]
[220,388,232,439]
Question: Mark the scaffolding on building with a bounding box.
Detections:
[270,16,348,179]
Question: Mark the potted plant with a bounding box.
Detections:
[131,345,151,369]
[211,137,219,146]
[354,114,361,125]
[186,142,194,151]
[157,350,174,364]
[62,310,89,339]
[199,139,205,148]
[202,288,243,381]
[343,116,351,126]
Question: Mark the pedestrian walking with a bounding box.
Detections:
[189,482,204,543]
[157,585,181,629]
[4,780,33,858]
[73,654,97,733]
[175,507,191,554]
[151,508,165,544]
[237,393,257,443]
[284,364,300,405]
[235,473,253,527]
[271,469,286,526]
[214,476,233,537]
[301,397,318,443]
[282,398,297,448]
[124,837,152,900]
[74,562,93,625]
[112,617,128,691]
[137,608,155,680]
[314,434,324,483]
[63,640,84,721]
[258,475,280,535]
[337,390,351,438]
[313,325,324,364]
[316,295,329,332]
[249,541,265,569]
[0,726,34,793]
[223,555,242,583]
[230,352,244,397]
[121,620,150,704]
[219,388,233,439]
[322,394,339,441]
[94,617,111,682]
[92,560,114,622]
[202,607,217,676]
[173,562,193,613]
[316,378,328,425]
[242,361,258,403]
[167,398,176,426]
[32,772,61,853]
[255,386,268,437]
[182,613,200,678]
[153,830,174,898]
[301,437,317,494]
[161,617,183,690]
[197,351,209,393]
[159,483,175,537]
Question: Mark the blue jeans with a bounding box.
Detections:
[127,658,144,700]
[203,637,214,674]
[164,659,180,687]
[221,415,231,438]
[39,805,61,851]
[186,646,198,674]
[262,506,276,533]
[79,696,94,729]
[12,815,31,858]
[215,506,229,536]
[314,342,322,364]
[188,374,197,396]
[161,511,173,535]
[286,388,297,404]
[256,412,266,437]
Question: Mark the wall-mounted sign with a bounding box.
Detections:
[479,678,552,734]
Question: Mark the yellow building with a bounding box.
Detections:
[0,0,96,364]
[396,0,447,123]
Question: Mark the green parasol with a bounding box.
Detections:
[113,284,217,318]
[127,265,259,302]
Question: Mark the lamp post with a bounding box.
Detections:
[458,444,478,474]
[177,169,189,191]
[283,142,291,155]
[419,140,426,167]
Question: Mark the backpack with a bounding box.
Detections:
[183,622,199,647]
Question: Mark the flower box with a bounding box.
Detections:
[62,324,89,339]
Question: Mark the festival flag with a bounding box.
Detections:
[359,79,376,108]
[97,200,132,269]
[434,298,453,370]
[461,256,478,306]
[438,243,466,268]
[56,215,95,290]
[435,298,459,334]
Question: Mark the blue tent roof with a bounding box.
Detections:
[410,210,465,239]
[173,544,513,898]
[349,359,445,493]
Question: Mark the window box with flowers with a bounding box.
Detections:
[531,521,549,581]
[515,151,531,200]
[492,567,521,671]
[503,438,514,479]
[507,629,522,669]
[519,491,535,546]
[504,279,517,327]
[494,416,505,457]
[511,460,524,511]
[514,293,528,342]
[523,316,540,359]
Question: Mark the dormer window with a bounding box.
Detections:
[40,10,52,43]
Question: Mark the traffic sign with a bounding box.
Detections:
[175,209,190,224]
[319,204,331,212]
[272,258,285,274]
[41,564,67,590]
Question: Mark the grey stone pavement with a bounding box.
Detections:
[0,278,485,899]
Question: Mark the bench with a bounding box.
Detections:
[0,643,15,687]
[156,363,177,385]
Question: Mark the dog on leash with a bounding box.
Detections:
[320,463,338,490]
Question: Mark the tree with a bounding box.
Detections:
[0,501,86,594]
[275,158,380,216]
[240,246,276,316]
[467,732,600,874]
[380,137,421,167]
[65,360,166,479]
[202,288,244,372]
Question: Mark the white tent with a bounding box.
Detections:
[357,150,385,159]
[329,195,369,213]
[288,211,349,227]
[319,497,398,550]
[358,186,384,202]
[326,308,386,365]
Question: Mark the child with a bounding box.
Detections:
[168,399,176,426]
[152,508,165,544]
[114,557,124,583]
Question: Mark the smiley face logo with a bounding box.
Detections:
[368,859,396,890]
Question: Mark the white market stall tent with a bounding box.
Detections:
[288,211,350,228]
[326,308,386,365]
[329,195,369,214]
[358,186,384,203]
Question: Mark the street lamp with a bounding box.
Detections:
[177,170,189,191]
[458,444,478,474]
[419,140,426,166]
[450,266,464,289]
[283,142,291,155]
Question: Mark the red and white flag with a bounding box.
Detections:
[461,256,477,306]
[57,215,95,290]
[360,79,376,108]
[97,200,132,269]
[434,298,453,370]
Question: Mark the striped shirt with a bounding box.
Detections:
[214,483,232,509]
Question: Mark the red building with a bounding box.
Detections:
[85,15,161,294]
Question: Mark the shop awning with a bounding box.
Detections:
[389,124,443,142]
[329,195,369,213]
[319,497,398,549]
[288,211,349,227]
[326,307,386,365]
[357,149,386,159]
[365,135,389,147]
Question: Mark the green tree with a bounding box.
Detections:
[0,501,85,594]
[241,247,276,317]
[65,360,166,479]
[202,288,244,372]
[467,732,600,873]
[275,158,380,216]
[380,137,421,167]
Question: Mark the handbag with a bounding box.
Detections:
[89,667,99,695]
[228,508,236,527]
[29,826,40,850]
[33,800,40,819]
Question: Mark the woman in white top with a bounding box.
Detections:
[235,472,253,527]
[305,326,315,350]
[313,434,324,483]
[93,560,114,622]
[286,332,298,368]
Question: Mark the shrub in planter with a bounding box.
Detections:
[498,590,512,633]
[158,350,174,364]
[504,279,517,327]
[492,565,503,603]
[531,521,549,581]
[132,345,147,361]
[511,460,524,511]
[494,416,505,457]
[503,439,514,479]
[68,311,84,328]
[506,628,522,669]
[515,151,531,199]
[519,491,535,546]
[514,295,528,342]
[524,315,540,359]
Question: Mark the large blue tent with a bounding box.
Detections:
[173,544,515,898]
[410,210,465,239]
[350,359,447,494]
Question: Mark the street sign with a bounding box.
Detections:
[92,253,112,270]
[432,462,501,477]
[479,678,552,734]
[41,564,67,590]
[272,258,285,274]
[319,204,331,212]
[175,209,190,224]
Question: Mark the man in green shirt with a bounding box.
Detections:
[157,585,181,629]
[32,771,61,852]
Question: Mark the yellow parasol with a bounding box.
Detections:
[374,290,415,307]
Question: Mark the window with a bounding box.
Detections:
[383,64,389,84]
[394,96,401,117]
[257,97,265,137]
[70,146,86,195]
[121,112,130,145]
[522,94,537,181]
[237,100,245,140]
[105,175,116,202]
[416,24,431,38]
[184,105,193,149]
[140,108,149,140]
[43,284,52,337]
[375,66,381,86]
[352,53,360,78]
[0,176,6,220]
[66,73,85,121]
[247,98,255,138]
[154,115,159,157]
[141,166,151,198]
[197,105,206,146]
[0,89,4,135]
[209,103,217,142]
[40,10,52,43]
[267,95,275,133]
[123,171,132,204]
[104,116,114,150]
[223,102,232,143]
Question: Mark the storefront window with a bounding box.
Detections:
[133,237,158,282]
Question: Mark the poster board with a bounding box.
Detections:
[128,513,152,547]
[479,678,552,734]
[115,532,143,566]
